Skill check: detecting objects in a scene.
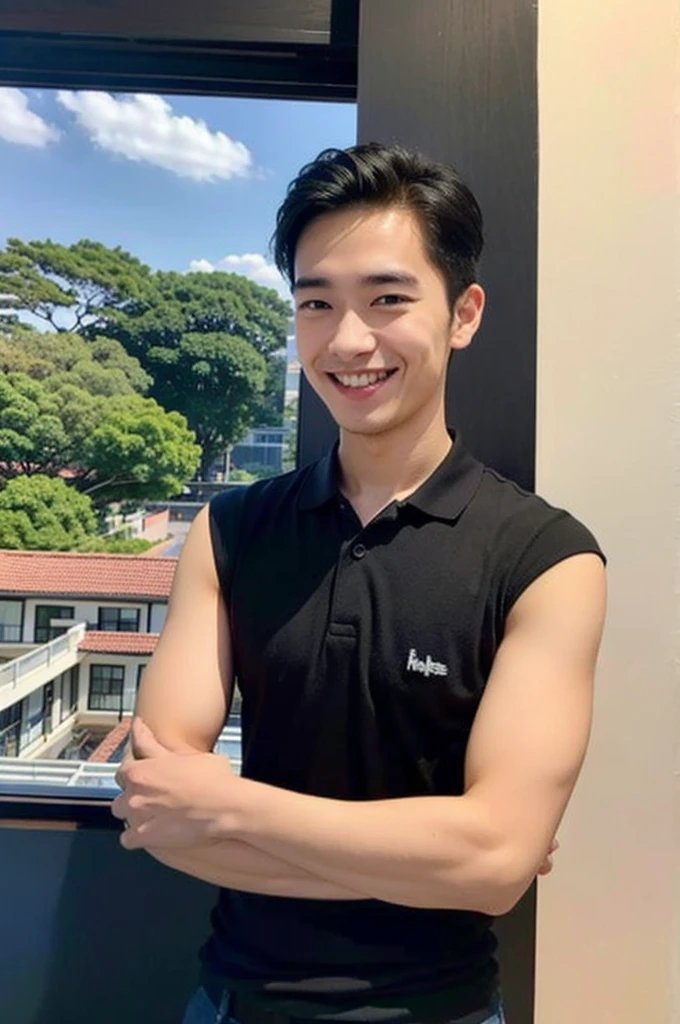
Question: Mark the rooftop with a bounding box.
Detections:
[0,549,177,600]
[78,631,160,656]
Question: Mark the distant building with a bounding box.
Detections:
[0,550,173,759]
[230,425,289,476]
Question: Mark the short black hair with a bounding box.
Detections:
[272,142,484,309]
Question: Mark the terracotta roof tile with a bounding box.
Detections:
[78,631,159,655]
[0,549,176,600]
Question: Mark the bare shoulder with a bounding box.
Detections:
[505,551,607,663]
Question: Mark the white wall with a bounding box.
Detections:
[535,1,680,1021]
[78,655,150,714]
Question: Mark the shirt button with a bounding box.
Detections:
[352,543,367,560]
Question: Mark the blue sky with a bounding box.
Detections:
[0,88,356,302]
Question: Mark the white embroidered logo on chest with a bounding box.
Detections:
[406,648,449,678]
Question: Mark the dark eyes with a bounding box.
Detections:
[297,295,411,312]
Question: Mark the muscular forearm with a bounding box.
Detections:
[227,780,516,914]
[147,838,367,901]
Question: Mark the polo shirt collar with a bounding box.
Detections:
[298,430,483,522]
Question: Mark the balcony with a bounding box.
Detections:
[0,624,86,714]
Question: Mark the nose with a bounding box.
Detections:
[327,309,377,362]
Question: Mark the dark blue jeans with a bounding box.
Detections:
[181,988,506,1024]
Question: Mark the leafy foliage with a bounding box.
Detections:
[0,373,200,505]
[0,475,97,550]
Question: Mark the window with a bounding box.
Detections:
[0,80,354,798]
[59,666,79,723]
[34,605,75,644]
[21,688,45,749]
[98,607,140,632]
[0,702,21,757]
[89,665,125,712]
[0,599,23,642]
[149,603,168,633]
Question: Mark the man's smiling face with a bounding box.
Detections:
[293,204,481,439]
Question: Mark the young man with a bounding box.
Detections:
[113,144,607,1024]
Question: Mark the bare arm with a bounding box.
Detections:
[216,553,606,914]
[126,504,364,900]
[148,843,364,899]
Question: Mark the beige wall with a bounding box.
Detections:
[535,1,680,1022]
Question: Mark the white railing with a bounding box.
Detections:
[0,724,242,794]
[0,623,86,692]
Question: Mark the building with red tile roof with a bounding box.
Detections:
[0,549,175,762]
[0,549,177,600]
[78,631,160,656]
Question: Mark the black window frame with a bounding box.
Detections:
[59,666,79,723]
[88,664,126,712]
[97,607,141,633]
[0,700,22,756]
[34,605,75,644]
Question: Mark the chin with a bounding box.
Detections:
[334,412,398,438]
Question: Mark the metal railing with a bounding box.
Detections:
[0,623,86,693]
[0,724,242,796]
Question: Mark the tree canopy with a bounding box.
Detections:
[0,238,151,333]
[0,474,156,552]
[0,239,292,476]
[0,475,98,551]
[0,371,200,505]
[0,323,152,396]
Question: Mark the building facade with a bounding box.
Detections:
[0,550,174,760]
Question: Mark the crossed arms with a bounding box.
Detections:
[112,505,606,916]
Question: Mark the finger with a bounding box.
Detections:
[111,794,129,821]
[120,825,143,850]
[130,717,169,760]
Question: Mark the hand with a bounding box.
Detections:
[537,837,559,876]
[111,718,238,851]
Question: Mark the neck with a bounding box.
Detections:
[337,405,453,514]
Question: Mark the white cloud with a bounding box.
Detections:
[188,253,289,296]
[0,88,60,147]
[56,91,252,182]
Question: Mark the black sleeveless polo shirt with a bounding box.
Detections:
[199,432,605,1021]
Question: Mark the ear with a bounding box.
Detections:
[449,284,485,352]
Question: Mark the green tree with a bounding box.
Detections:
[0,324,152,396]
[0,475,158,552]
[81,394,201,503]
[0,475,97,550]
[0,239,292,474]
[0,373,200,505]
[0,238,151,333]
[96,270,290,476]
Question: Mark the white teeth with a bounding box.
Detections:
[334,370,391,388]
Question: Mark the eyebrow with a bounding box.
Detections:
[292,271,420,292]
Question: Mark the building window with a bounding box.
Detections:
[21,688,45,749]
[98,607,140,632]
[89,664,125,711]
[149,602,167,633]
[137,663,148,690]
[0,599,23,643]
[59,666,79,722]
[0,701,21,756]
[34,605,75,644]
